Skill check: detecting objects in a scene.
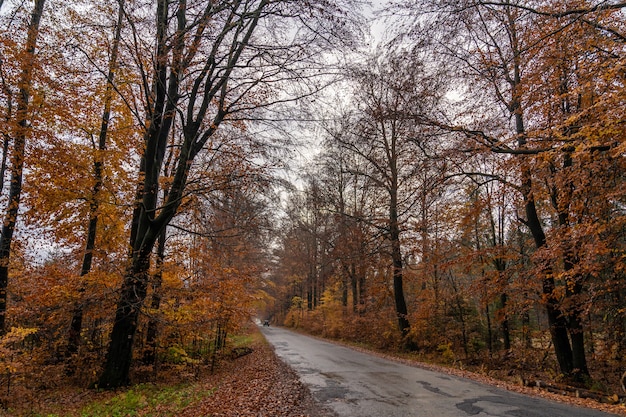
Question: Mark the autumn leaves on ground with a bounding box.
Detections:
[0,0,625,415]
[0,327,336,417]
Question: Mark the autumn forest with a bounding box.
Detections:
[0,0,625,411]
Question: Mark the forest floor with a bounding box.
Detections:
[2,325,626,416]
[0,327,336,417]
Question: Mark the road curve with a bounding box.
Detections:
[261,326,617,417]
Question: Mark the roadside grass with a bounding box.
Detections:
[3,379,217,417]
[1,324,261,417]
[230,333,255,348]
[76,383,215,417]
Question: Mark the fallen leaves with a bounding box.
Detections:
[0,326,334,417]
[182,334,335,417]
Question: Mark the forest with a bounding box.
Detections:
[0,0,625,413]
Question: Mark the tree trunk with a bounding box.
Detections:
[500,293,511,351]
[0,0,46,335]
[341,265,349,308]
[307,283,313,311]
[0,113,10,193]
[389,185,413,348]
[391,237,411,339]
[485,303,493,355]
[503,3,574,376]
[558,152,589,381]
[96,251,152,388]
[456,294,469,357]
[358,270,366,312]
[519,147,573,373]
[569,308,588,380]
[350,263,358,313]
[98,142,172,388]
[143,227,166,365]
[563,252,589,380]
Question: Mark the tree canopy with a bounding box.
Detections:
[0,0,624,403]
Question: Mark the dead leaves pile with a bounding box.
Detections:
[182,340,335,417]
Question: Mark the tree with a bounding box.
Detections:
[318,145,373,313]
[66,0,126,360]
[392,0,626,381]
[97,0,361,388]
[524,1,625,380]
[0,0,46,335]
[327,51,444,347]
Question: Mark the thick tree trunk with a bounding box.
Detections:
[540,269,574,374]
[503,4,574,376]
[0,0,45,335]
[341,265,349,308]
[392,242,411,339]
[518,145,574,375]
[569,310,588,379]
[485,303,493,354]
[307,282,313,311]
[359,272,366,307]
[350,263,358,313]
[98,145,171,387]
[97,251,151,388]
[563,254,589,380]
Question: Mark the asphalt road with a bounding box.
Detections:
[261,326,617,417]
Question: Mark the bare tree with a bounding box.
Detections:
[328,51,445,348]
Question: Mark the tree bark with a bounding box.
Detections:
[350,263,358,313]
[0,0,46,335]
[96,252,152,388]
[391,234,410,338]
[389,177,413,348]
[519,144,573,374]
[556,127,590,383]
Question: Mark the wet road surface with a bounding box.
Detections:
[261,326,617,417]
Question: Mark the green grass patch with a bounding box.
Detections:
[79,383,214,417]
[230,333,255,348]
